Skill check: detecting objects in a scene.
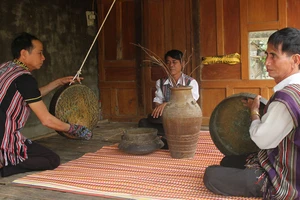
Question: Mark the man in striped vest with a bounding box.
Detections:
[0,32,92,177]
[138,50,199,149]
[204,27,300,199]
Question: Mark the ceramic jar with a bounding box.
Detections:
[162,86,202,159]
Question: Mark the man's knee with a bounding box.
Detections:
[138,118,149,127]
[203,165,218,188]
[50,153,60,169]
[203,165,227,195]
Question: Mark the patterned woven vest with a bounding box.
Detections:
[258,84,300,200]
[0,61,31,166]
[160,74,194,102]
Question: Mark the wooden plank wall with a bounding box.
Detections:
[97,0,300,124]
[199,0,300,125]
[142,0,195,114]
[97,0,142,122]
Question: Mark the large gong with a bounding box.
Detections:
[209,93,268,156]
[49,84,99,139]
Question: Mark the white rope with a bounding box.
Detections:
[70,0,117,85]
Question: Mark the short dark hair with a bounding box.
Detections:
[268,27,300,56]
[164,49,183,61]
[11,32,40,59]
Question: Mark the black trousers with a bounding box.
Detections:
[1,140,60,177]
[203,154,264,197]
[138,114,165,136]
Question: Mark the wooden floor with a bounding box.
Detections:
[0,120,209,200]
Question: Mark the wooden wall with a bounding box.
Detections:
[97,0,142,121]
[97,0,197,122]
[142,0,197,113]
[97,0,300,124]
[200,0,300,125]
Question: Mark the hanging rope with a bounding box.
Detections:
[70,0,117,85]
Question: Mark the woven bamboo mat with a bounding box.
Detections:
[13,131,259,200]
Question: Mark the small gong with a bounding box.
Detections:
[49,84,99,139]
[209,93,268,156]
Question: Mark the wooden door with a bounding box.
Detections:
[97,0,198,121]
[97,0,143,122]
[142,0,199,114]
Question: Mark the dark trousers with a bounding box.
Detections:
[1,140,60,177]
[203,154,264,197]
[138,114,165,136]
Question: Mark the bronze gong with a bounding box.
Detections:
[209,93,268,156]
[49,84,99,139]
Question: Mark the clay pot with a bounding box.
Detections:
[162,86,202,159]
[118,128,164,155]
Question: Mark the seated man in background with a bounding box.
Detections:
[138,49,199,149]
[204,27,300,199]
[0,32,92,177]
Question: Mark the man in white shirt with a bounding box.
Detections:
[138,50,199,149]
[203,27,300,199]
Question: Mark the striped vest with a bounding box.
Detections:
[160,74,194,102]
[0,61,31,166]
[258,84,300,199]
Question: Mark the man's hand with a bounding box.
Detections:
[151,102,167,118]
[241,95,261,119]
[251,95,261,111]
[58,76,83,86]
[242,95,261,109]
[242,97,253,109]
[67,124,93,140]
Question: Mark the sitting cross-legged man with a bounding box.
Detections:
[204,27,300,199]
[138,49,199,149]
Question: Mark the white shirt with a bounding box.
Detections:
[250,73,300,149]
[153,74,199,104]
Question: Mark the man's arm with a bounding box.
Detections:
[151,79,166,118]
[249,101,293,149]
[190,79,199,101]
[29,100,93,140]
[39,76,82,97]
[153,79,164,104]
[17,74,91,139]
[29,100,70,132]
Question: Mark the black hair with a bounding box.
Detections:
[268,27,300,56]
[11,32,40,59]
[164,49,183,61]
